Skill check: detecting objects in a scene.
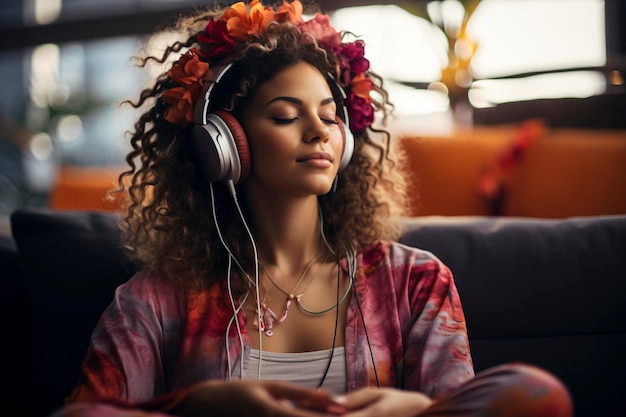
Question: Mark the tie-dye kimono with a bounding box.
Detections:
[65,240,474,411]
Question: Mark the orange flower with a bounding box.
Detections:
[221,0,275,41]
[162,49,209,126]
[162,86,198,125]
[350,73,373,103]
[167,49,209,86]
[275,0,303,24]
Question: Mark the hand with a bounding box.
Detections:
[328,388,433,417]
[174,379,340,417]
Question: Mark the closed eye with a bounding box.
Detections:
[272,117,298,125]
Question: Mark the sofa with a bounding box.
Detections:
[398,125,626,217]
[2,208,625,417]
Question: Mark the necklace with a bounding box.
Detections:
[253,249,326,337]
[296,269,352,315]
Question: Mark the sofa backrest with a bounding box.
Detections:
[398,215,626,417]
[10,208,136,417]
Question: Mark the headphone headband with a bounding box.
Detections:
[195,63,234,125]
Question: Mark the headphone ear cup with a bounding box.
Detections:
[214,110,251,183]
[337,118,354,172]
[190,110,251,184]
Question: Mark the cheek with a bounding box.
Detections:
[331,129,346,161]
[248,132,292,167]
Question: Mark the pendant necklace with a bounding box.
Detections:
[253,249,327,336]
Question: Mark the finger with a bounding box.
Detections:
[263,382,336,412]
[332,388,382,410]
[270,396,337,417]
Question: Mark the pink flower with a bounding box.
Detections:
[297,14,342,50]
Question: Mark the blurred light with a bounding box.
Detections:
[58,44,86,110]
[56,114,83,143]
[386,81,449,115]
[49,84,71,108]
[426,1,443,27]
[467,0,606,78]
[428,81,449,95]
[30,43,60,108]
[29,132,54,160]
[454,38,474,61]
[454,69,472,88]
[440,0,465,35]
[610,70,624,86]
[34,0,61,25]
[469,71,606,108]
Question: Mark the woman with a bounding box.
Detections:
[55,2,573,417]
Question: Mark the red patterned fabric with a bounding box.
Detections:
[52,241,571,416]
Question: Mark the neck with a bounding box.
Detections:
[244,188,328,275]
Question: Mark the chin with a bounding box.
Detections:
[310,178,336,196]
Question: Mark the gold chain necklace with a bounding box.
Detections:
[253,249,327,337]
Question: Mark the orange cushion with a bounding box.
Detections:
[49,166,124,212]
[399,126,626,218]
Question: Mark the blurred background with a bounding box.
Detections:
[0,0,624,224]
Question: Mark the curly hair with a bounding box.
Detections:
[116,4,410,291]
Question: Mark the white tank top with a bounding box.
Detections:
[245,347,347,394]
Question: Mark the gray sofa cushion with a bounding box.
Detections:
[398,215,626,416]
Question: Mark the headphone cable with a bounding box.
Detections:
[211,181,263,380]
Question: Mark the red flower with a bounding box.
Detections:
[347,93,374,132]
[297,14,342,50]
[339,40,369,74]
[197,18,237,58]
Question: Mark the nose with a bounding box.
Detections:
[304,117,330,144]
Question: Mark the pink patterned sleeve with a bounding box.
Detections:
[400,245,474,398]
[61,270,189,414]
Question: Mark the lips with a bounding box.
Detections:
[296,151,334,163]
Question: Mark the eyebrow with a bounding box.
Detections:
[264,96,336,108]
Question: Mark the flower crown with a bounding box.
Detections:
[161,0,375,132]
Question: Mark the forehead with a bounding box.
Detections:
[253,62,334,102]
